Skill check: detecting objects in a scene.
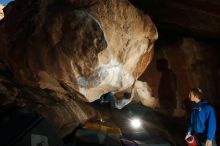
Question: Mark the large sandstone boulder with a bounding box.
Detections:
[0,0,158,137]
[0,0,157,102]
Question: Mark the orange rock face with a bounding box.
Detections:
[0,0,157,102]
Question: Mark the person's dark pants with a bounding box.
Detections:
[195,133,217,146]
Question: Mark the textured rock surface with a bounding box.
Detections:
[0,70,97,137]
[140,37,220,115]
[0,0,157,102]
[16,86,97,137]
[0,0,158,137]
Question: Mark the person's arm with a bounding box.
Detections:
[206,106,216,141]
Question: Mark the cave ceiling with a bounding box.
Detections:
[130,0,220,40]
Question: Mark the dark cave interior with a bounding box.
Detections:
[0,0,220,146]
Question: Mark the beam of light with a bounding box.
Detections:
[130,118,142,129]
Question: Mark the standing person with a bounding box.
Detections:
[186,88,217,146]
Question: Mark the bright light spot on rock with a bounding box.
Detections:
[130,118,142,129]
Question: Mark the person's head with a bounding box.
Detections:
[188,88,204,103]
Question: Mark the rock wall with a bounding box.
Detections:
[140,36,220,115]
[0,0,157,102]
[0,0,158,137]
